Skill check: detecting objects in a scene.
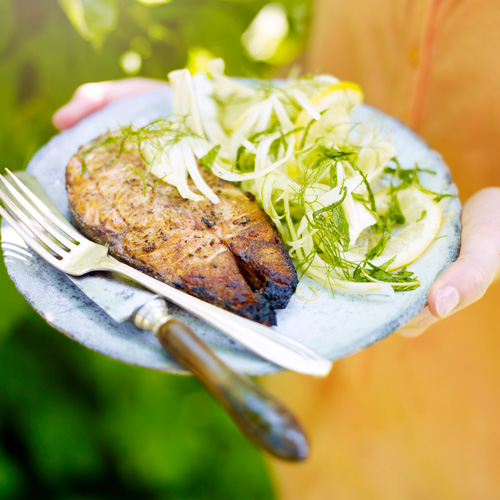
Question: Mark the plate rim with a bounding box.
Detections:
[1,87,461,375]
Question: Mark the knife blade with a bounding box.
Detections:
[12,172,310,461]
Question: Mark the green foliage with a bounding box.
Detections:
[0,313,274,499]
[0,0,310,172]
[58,0,118,49]
[0,0,15,54]
[0,0,312,497]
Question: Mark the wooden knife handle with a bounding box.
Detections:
[157,318,309,462]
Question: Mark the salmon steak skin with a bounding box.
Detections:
[65,134,298,326]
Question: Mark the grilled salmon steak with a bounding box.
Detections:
[66,134,298,325]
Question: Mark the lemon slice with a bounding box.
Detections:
[346,186,442,271]
[295,82,364,146]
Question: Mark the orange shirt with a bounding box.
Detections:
[267,1,500,498]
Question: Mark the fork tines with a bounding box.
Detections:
[0,170,80,265]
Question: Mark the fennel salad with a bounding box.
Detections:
[87,59,451,297]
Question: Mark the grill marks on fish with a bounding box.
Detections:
[185,191,300,309]
[66,136,298,325]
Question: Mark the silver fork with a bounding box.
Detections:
[0,169,331,377]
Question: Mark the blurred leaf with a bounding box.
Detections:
[135,0,172,4]
[0,448,23,499]
[57,0,118,49]
[0,0,14,54]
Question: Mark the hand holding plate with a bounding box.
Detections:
[398,187,500,337]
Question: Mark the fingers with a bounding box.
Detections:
[428,187,500,319]
[52,83,107,130]
[52,78,168,130]
[397,306,437,337]
[398,187,500,338]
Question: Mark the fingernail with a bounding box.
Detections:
[398,327,425,338]
[435,286,459,317]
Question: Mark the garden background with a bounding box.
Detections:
[0,1,310,498]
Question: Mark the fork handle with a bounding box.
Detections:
[157,318,309,461]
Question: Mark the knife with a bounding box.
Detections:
[11,172,310,461]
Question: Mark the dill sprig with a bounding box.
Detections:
[353,259,419,291]
[80,117,203,190]
[199,145,221,173]
[365,187,405,260]
[384,157,454,202]
[290,152,420,290]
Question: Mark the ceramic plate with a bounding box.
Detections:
[1,88,461,375]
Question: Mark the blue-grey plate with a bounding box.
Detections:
[1,88,461,375]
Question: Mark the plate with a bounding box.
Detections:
[1,88,461,375]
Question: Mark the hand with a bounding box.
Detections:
[398,187,500,337]
[52,78,168,130]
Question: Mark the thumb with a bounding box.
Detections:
[428,187,500,318]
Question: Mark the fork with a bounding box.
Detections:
[0,169,331,377]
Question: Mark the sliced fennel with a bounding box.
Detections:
[199,61,441,294]
[142,69,219,203]
[86,59,448,296]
